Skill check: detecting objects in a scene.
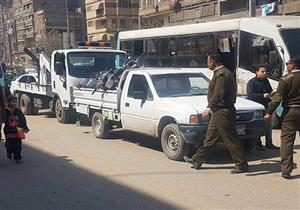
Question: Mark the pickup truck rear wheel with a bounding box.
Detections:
[161,123,190,160]
[92,112,110,139]
[55,98,71,123]
[20,94,32,115]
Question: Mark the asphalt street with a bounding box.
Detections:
[0,112,299,210]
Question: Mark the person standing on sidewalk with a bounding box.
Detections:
[184,53,249,174]
[247,66,279,151]
[264,56,300,179]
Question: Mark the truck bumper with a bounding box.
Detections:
[178,119,266,146]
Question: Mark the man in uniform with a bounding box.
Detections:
[184,53,249,174]
[264,56,300,179]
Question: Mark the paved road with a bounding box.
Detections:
[1,113,299,210]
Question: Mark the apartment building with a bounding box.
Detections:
[139,0,300,29]
[85,0,139,44]
[0,0,86,65]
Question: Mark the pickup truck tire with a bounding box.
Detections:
[20,94,32,115]
[161,123,190,160]
[242,138,257,152]
[55,98,71,123]
[92,112,110,139]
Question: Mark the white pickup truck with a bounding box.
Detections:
[74,68,266,160]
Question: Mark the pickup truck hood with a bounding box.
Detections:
[159,96,264,114]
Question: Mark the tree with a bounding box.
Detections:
[36,29,63,56]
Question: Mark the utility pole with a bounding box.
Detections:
[7,20,13,66]
[65,0,70,48]
[249,0,255,17]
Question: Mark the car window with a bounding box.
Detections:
[27,76,36,83]
[19,76,28,83]
[127,75,153,100]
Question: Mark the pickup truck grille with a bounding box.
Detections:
[236,112,254,122]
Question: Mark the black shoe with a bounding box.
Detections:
[230,165,249,174]
[281,173,292,179]
[266,144,279,149]
[7,153,12,159]
[183,156,202,170]
[256,144,265,151]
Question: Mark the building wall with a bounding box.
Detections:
[0,0,87,65]
[139,0,300,29]
[85,0,139,44]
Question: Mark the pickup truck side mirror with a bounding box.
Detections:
[132,90,146,100]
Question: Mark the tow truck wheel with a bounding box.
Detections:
[55,98,71,123]
[161,123,190,160]
[92,112,110,139]
[20,94,32,115]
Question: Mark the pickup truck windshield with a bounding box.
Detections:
[151,73,209,97]
[281,29,300,59]
[67,52,127,78]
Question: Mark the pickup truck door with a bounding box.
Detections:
[121,74,155,136]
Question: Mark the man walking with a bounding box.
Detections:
[184,53,249,174]
[264,56,300,179]
[247,66,279,150]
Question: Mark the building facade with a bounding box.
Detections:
[139,0,300,29]
[85,0,139,44]
[0,0,87,66]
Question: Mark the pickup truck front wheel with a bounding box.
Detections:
[161,123,190,160]
[92,112,110,139]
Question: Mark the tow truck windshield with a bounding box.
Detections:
[67,52,127,78]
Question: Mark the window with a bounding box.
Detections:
[239,31,282,80]
[67,52,128,78]
[118,0,132,8]
[151,73,209,97]
[18,76,36,83]
[280,29,300,59]
[127,75,153,100]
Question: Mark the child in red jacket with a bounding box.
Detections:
[4,95,29,163]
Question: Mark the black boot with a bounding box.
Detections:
[183,156,202,170]
[230,164,249,174]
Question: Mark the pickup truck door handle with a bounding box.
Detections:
[125,102,130,107]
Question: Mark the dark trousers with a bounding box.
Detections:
[280,108,300,174]
[257,121,273,146]
[192,108,248,167]
[5,138,22,160]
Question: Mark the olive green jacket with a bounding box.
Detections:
[207,66,237,112]
[267,70,300,115]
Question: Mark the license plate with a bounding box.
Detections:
[236,125,246,135]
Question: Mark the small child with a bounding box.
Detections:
[4,95,29,163]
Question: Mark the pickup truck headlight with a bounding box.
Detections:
[189,114,200,124]
[254,110,264,119]
[189,114,210,124]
